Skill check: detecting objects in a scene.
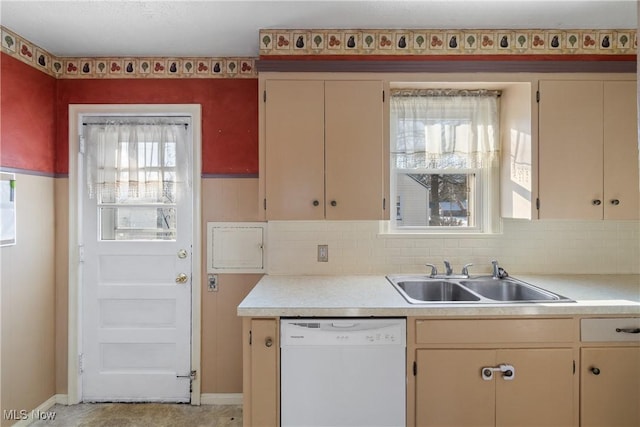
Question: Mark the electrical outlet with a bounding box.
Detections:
[317,245,329,262]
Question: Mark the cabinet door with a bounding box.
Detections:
[603,81,639,220]
[538,80,604,219]
[325,80,384,220]
[416,350,496,427]
[496,349,575,427]
[265,80,325,220]
[248,319,278,427]
[581,347,640,427]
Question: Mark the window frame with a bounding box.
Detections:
[388,92,500,235]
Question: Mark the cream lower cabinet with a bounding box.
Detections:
[580,318,640,427]
[263,79,385,220]
[242,318,278,427]
[538,79,639,220]
[409,318,577,427]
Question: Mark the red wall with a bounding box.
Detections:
[56,78,258,175]
[1,53,57,174]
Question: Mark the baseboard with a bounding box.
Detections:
[7,394,61,426]
[200,393,243,405]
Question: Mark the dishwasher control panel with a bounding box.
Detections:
[280,319,406,346]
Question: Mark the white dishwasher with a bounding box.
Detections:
[280,318,406,427]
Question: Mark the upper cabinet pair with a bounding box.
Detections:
[263,80,385,220]
[538,80,639,220]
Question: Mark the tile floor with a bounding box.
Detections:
[29,403,242,427]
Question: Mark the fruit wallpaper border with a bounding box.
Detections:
[2,26,637,80]
[1,26,256,79]
[259,29,637,56]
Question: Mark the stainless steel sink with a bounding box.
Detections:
[394,280,481,303]
[460,278,566,302]
[387,275,573,304]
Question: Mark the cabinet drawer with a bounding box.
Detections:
[415,318,574,344]
[581,318,640,342]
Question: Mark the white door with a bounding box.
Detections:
[81,118,193,402]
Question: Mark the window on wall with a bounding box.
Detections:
[84,118,189,241]
[390,89,500,233]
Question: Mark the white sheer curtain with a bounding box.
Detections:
[390,89,500,170]
[85,120,186,202]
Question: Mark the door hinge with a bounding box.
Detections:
[78,245,85,263]
[177,370,197,381]
[413,361,417,376]
[79,135,85,154]
[573,360,576,375]
[536,198,540,210]
[249,330,252,345]
[78,353,84,373]
[382,90,385,102]
[263,198,267,210]
[263,90,266,102]
[536,90,540,103]
[383,197,386,210]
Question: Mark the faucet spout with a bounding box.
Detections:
[443,260,453,276]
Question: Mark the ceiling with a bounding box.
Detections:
[1,1,637,58]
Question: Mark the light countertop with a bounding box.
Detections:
[237,274,640,317]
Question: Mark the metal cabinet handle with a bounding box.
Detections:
[330,200,337,207]
[610,199,620,206]
[590,367,601,375]
[312,200,319,206]
[265,337,273,348]
[592,199,602,206]
[616,327,640,334]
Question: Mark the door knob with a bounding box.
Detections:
[177,249,188,259]
[265,337,273,347]
[590,367,601,375]
[175,273,189,284]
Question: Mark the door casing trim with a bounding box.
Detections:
[68,104,202,404]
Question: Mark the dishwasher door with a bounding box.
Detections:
[280,318,406,427]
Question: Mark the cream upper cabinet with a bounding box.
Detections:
[263,79,384,220]
[603,81,640,220]
[538,79,639,220]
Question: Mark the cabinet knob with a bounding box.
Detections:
[265,337,273,348]
[312,200,320,206]
[330,200,337,207]
[590,367,600,375]
[592,199,602,206]
[610,199,620,206]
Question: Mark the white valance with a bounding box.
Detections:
[85,120,187,202]
[390,89,500,170]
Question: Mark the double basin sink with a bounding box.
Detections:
[387,275,574,304]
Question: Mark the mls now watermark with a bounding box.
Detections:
[3,409,57,421]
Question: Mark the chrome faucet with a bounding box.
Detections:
[443,260,453,276]
[425,263,438,277]
[461,263,473,277]
[491,260,509,279]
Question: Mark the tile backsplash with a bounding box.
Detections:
[267,219,639,275]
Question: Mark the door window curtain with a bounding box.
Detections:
[390,89,500,170]
[85,120,187,203]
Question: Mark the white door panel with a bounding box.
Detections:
[81,118,192,402]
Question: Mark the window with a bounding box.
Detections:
[390,89,500,232]
[85,119,188,241]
